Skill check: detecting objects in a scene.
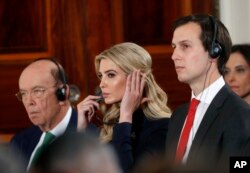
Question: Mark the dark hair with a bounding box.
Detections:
[172,14,232,74]
[231,44,250,65]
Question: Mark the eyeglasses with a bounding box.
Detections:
[15,86,56,102]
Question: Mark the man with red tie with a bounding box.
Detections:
[166,14,250,173]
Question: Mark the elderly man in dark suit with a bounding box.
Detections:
[9,58,77,171]
[166,14,250,173]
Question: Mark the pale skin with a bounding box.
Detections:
[18,60,70,131]
[224,52,250,104]
[77,58,147,130]
[171,22,221,96]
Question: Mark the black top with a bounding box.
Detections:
[111,109,169,172]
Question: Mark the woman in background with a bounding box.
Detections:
[224,44,250,104]
[77,42,171,172]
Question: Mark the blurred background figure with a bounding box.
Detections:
[31,132,122,173]
[224,44,250,104]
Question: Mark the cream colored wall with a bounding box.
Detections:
[220,0,250,44]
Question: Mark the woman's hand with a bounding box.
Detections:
[77,95,101,131]
[119,70,148,123]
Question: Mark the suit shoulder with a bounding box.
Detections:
[11,126,41,144]
[223,90,250,113]
[171,103,189,118]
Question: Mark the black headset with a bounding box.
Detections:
[209,16,222,59]
[34,58,67,101]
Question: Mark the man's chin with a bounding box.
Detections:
[29,116,42,126]
[177,76,188,83]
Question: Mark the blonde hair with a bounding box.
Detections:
[95,42,171,143]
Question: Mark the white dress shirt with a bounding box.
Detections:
[27,107,72,169]
[181,76,225,163]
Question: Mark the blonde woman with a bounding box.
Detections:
[77,42,171,172]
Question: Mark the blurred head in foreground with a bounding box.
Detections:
[31,132,122,173]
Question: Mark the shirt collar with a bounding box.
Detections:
[191,76,225,104]
[49,107,72,137]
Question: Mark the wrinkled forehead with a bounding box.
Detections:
[19,61,57,89]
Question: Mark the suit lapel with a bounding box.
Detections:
[188,85,229,159]
[175,105,189,146]
[65,109,78,132]
[167,103,189,154]
[25,126,43,164]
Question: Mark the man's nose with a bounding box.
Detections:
[171,48,180,61]
[23,92,35,105]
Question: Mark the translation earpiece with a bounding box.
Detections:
[53,60,67,101]
[209,16,222,59]
[34,58,67,101]
[56,85,67,101]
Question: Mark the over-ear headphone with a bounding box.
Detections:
[209,16,222,58]
[52,59,67,101]
[34,58,67,101]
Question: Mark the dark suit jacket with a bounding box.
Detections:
[166,85,250,173]
[9,109,78,168]
[112,109,169,172]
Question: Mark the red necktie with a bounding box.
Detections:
[175,98,200,162]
